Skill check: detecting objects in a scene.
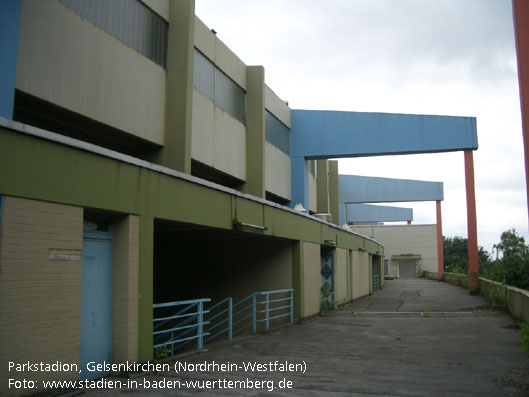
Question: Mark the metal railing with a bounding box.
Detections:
[254,289,294,332]
[208,288,294,339]
[153,298,210,355]
[204,297,232,343]
[153,289,294,356]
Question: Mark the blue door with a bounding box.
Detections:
[81,230,112,381]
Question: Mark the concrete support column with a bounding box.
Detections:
[290,157,309,211]
[368,255,373,294]
[0,0,20,119]
[464,150,479,289]
[328,161,339,225]
[316,159,329,214]
[436,200,444,280]
[513,0,529,231]
[138,215,154,362]
[291,241,305,319]
[152,0,195,173]
[112,215,140,362]
[243,66,266,198]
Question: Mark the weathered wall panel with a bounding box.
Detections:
[334,248,347,304]
[303,242,321,317]
[353,250,370,299]
[191,89,246,180]
[16,0,165,145]
[265,85,290,128]
[112,215,139,363]
[265,142,291,200]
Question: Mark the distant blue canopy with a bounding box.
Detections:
[339,175,444,204]
[340,203,413,224]
[336,175,443,225]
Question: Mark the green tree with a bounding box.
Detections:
[493,228,529,259]
[482,229,529,291]
[443,236,490,274]
[443,236,468,273]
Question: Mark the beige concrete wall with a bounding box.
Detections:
[112,215,139,363]
[191,90,246,180]
[265,85,291,128]
[352,250,370,299]
[303,242,321,317]
[0,196,83,395]
[203,239,292,333]
[141,0,169,21]
[192,17,248,182]
[192,239,292,304]
[334,248,347,304]
[351,224,438,277]
[265,142,291,200]
[16,0,165,145]
[194,17,246,89]
[230,241,292,298]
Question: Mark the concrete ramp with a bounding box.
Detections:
[350,278,487,313]
[82,278,528,396]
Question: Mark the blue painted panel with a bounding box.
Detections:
[266,110,290,155]
[0,0,21,120]
[81,235,112,381]
[344,203,413,224]
[290,110,478,159]
[339,175,443,204]
[289,157,309,210]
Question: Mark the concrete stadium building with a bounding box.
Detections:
[0,0,478,392]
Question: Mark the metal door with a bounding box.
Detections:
[399,261,417,278]
[81,230,112,381]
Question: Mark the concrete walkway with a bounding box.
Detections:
[85,279,528,396]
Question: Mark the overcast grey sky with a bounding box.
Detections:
[195,0,526,254]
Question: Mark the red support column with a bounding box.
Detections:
[436,200,444,281]
[513,0,529,230]
[464,150,479,289]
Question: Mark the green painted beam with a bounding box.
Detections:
[291,241,304,319]
[0,127,383,255]
[328,160,339,225]
[316,159,329,214]
[149,0,195,173]
[243,66,265,198]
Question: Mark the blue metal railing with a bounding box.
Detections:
[153,298,210,355]
[153,289,294,356]
[254,289,294,332]
[209,289,294,339]
[204,297,232,343]
[232,293,256,336]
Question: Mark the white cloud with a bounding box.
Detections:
[195,0,527,252]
